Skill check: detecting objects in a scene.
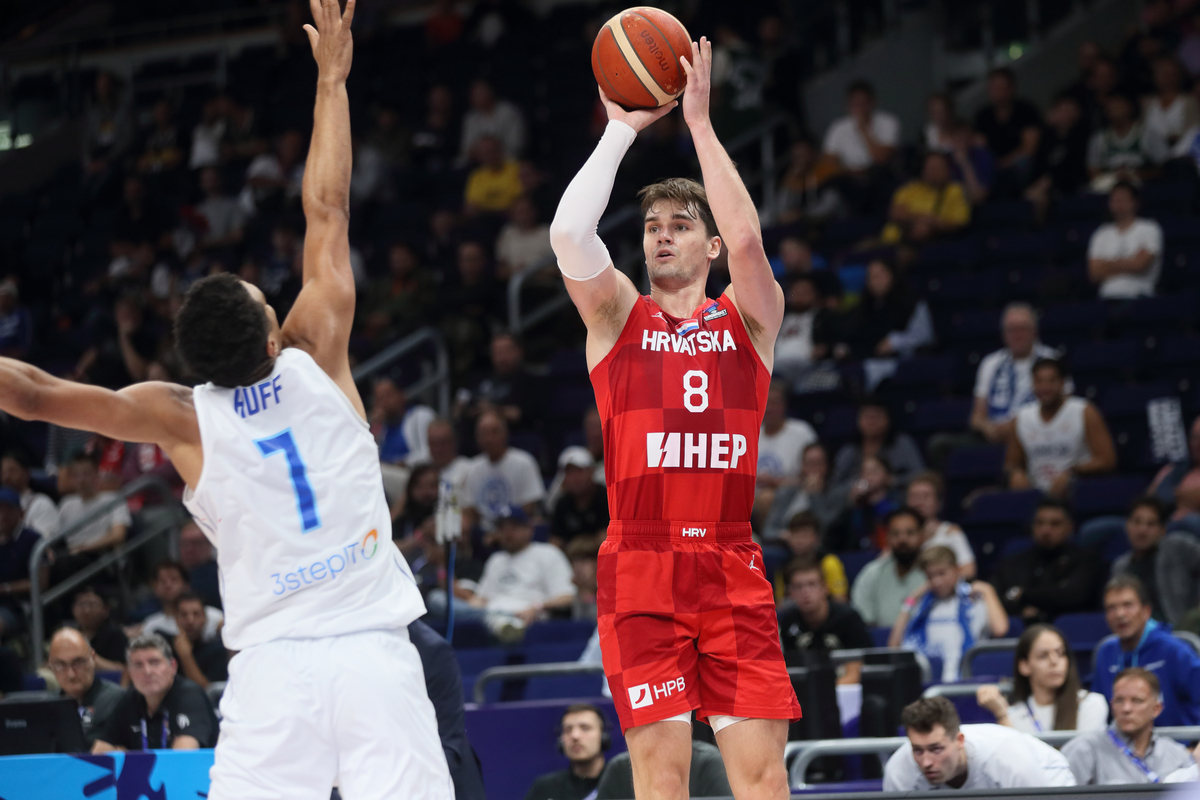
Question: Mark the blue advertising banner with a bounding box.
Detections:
[0,749,213,799]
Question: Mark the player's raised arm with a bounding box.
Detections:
[679,38,784,364]
[550,91,675,361]
[280,0,363,413]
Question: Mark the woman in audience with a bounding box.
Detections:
[906,471,976,579]
[831,397,926,498]
[976,625,1109,732]
[392,463,441,553]
[762,442,848,541]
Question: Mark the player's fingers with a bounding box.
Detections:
[597,86,616,108]
[679,54,693,77]
[308,0,322,28]
[342,0,356,28]
[303,24,319,53]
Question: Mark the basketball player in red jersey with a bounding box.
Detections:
[550,38,800,800]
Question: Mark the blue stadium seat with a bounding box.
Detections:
[999,537,1033,561]
[870,627,892,648]
[22,674,46,691]
[969,650,1014,679]
[1099,383,1178,420]
[1108,293,1197,334]
[1054,612,1110,651]
[963,490,1043,525]
[1161,215,1200,245]
[523,620,596,646]
[838,550,880,586]
[1008,617,1025,637]
[915,237,982,269]
[984,230,1058,261]
[817,405,859,442]
[975,200,1034,231]
[1066,339,1142,377]
[547,384,595,419]
[908,399,973,435]
[1072,475,1148,519]
[524,675,605,701]
[522,642,588,664]
[547,349,588,377]
[925,271,1002,308]
[1052,194,1107,223]
[455,647,508,677]
[1039,302,1107,340]
[944,445,1006,481]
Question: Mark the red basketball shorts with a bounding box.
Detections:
[597,520,802,733]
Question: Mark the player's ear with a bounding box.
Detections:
[707,235,722,260]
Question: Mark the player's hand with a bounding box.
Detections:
[597,88,677,134]
[303,0,356,83]
[679,37,712,132]
[976,684,1009,718]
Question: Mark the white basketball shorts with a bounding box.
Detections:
[207,627,453,800]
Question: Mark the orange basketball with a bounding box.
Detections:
[591,7,692,110]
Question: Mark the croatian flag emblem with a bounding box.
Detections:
[675,319,699,336]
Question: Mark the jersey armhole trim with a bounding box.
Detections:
[185,384,215,504]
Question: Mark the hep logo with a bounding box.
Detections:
[628,683,654,709]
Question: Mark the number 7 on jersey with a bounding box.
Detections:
[256,428,321,533]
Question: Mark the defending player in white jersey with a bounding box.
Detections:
[0,2,452,798]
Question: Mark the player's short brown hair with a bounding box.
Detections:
[918,545,958,571]
[638,177,718,239]
[901,696,961,737]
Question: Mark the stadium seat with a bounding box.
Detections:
[1038,302,1107,341]
[963,490,1042,525]
[1054,612,1110,650]
[999,537,1033,561]
[521,642,588,664]
[870,627,891,648]
[523,620,595,646]
[907,398,973,435]
[974,200,1034,231]
[454,647,508,677]
[22,674,46,691]
[1099,383,1178,420]
[523,674,605,701]
[838,550,880,586]
[944,445,1006,482]
[1072,475,1148,519]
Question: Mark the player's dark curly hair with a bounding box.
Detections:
[175,274,272,388]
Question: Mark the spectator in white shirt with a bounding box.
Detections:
[823,80,900,172]
[495,195,552,280]
[1087,181,1164,298]
[469,505,575,642]
[755,382,818,519]
[1,450,58,538]
[418,418,473,499]
[1143,56,1200,151]
[459,80,525,165]
[58,452,130,557]
[462,410,545,532]
[970,303,1062,444]
[907,471,975,579]
[884,697,1076,790]
[976,624,1109,734]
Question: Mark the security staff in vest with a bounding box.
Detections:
[525,704,612,800]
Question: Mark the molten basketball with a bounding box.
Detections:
[592,7,692,110]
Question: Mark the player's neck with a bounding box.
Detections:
[650,281,708,319]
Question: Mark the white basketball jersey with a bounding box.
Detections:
[184,348,425,650]
[1016,396,1090,493]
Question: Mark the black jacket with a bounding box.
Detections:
[991,542,1105,621]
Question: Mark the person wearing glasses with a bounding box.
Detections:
[48,627,124,747]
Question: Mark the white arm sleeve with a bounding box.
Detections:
[549,120,637,281]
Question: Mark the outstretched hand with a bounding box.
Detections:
[597,87,677,134]
[678,36,712,131]
[303,0,356,82]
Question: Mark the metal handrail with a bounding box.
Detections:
[473,662,605,704]
[923,680,1012,699]
[960,638,1020,679]
[28,475,183,667]
[352,326,450,417]
[786,726,1200,790]
[820,646,933,684]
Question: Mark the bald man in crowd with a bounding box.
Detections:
[47,628,124,747]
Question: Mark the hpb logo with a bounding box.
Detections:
[628,683,654,709]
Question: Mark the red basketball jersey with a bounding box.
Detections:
[589,293,770,525]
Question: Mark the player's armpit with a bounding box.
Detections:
[563,266,639,363]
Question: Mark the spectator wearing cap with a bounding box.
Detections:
[1063,667,1195,784]
[0,486,42,637]
[469,505,576,641]
[93,633,219,752]
[550,446,608,550]
[462,411,545,533]
[1,449,59,538]
[546,411,608,511]
[1007,358,1116,498]
[412,517,486,618]
[1087,181,1164,299]
[756,383,818,522]
[48,628,124,747]
[1111,497,1200,626]
[138,561,223,642]
[0,278,32,359]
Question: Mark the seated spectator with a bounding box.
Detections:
[464,135,523,215]
[69,586,128,672]
[890,546,1008,682]
[1087,93,1168,191]
[992,499,1105,624]
[831,398,926,496]
[822,80,900,212]
[975,624,1109,733]
[943,120,994,205]
[458,332,543,434]
[393,464,440,546]
[417,417,473,498]
[372,374,436,467]
[972,68,1042,196]
[778,558,871,682]
[57,451,130,561]
[1144,56,1199,150]
[0,487,39,638]
[441,241,502,378]
[567,537,599,620]
[194,167,245,252]
[1094,575,1200,726]
[1147,416,1200,532]
[1063,667,1194,784]
[139,561,223,642]
[771,137,845,226]
[1007,358,1116,497]
[880,152,970,245]
[1,451,57,539]
[495,196,553,280]
[178,521,220,610]
[908,471,976,579]
[523,704,612,800]
[1087,181,1164,298]
[755,382,818,517]
[93,633,219,752]
[83,71,132,181]
[770,512,848,602]
[1112,497,1200,625]
[763,443,848,542]
[925,91,957,152]
[970,303,1061,447]
[48,628,124,748]
[841,455,900,551]
[460,80,526,164]
[773,276,839,378]
[550,447,608,550]
[0,278,32,359]
[462,411,545,532]
[240,129,305,215]
[361,242,435,343]
[884,697,1076,790]
[851,507,927,628]
[469,506,575,641]
[834,260,934,373]
[597,740,731,800]
[412,517,485,614]
[171,591,228,689]
[1026,93,1091,216]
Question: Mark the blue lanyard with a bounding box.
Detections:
[1122,620,1159,668]
[140,712,170,750]
[1107,729,1161,783]
[1025,700,1043,732]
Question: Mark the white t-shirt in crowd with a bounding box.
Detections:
[758,419,818,481]
[775,311,816,366]
[58,492,132,549]
[884,723,1077,790]
[974,343,1063,423]
[823,111,901,171]
[21,489,59,538]
[1005,690,1110,734]
[1015,397,1091,493]
[142,606,225,643]
[477,542,576,616]
[495,223,553,275]
[922,592,991,682]
[1086,218,1163,299]
[463,447,546,530]
[923,522,976,569]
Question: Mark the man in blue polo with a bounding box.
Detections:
[1093,575,1200,726]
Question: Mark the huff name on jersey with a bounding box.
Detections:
[647,432,749,469]
[641,329,738,355]
[233,375,285,419]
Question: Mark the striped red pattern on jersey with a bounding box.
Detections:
[589,293,770,526]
